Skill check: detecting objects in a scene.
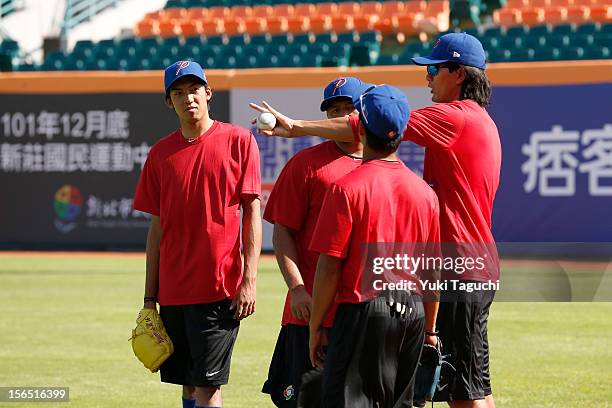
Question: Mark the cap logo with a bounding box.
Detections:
[453,51,461,58]
[332,78,347,95]
[387,131,397,139]
[175,60,190,76]
[433,39,441,48]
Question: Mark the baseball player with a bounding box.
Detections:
[308,84,441,407]
[251,33,501,408]
[134,60,262,408]
[261,77,371,407]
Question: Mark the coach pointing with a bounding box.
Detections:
[251,33,501,408]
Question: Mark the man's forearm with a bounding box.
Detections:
[424,300,439,333]
[144,216,161,304]
[292,117,354,142]
[242,197,262,283]
[310,254,342,330]
[272,224,304,290]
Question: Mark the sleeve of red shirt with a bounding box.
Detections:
[309,183,353,258]
[240,132,262,197]
[262,154,309,230]
[133,148,161,216]
[403,103,466,148]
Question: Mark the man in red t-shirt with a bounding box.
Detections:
[308,85,440,407]
[261,77,370,407]
[251,33,501,408]
[134,61,262,408]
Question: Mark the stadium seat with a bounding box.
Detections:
[381,1,405,18]
[249,34,269,45]
[583,45,610,59]
[135,19,159,37]
[569,34,595,47]
[487,48,511,62]
[294,3,315,18]
[552,23,574,35]
[509,48,535,61]
[267,17,287,35]
[376,53,401,65]
[180,21,202,37]
[531,47,560,60]
[566,5,591,23]
[230,5,252,19]
[252,5,273,18]
[287,16,308,34]
[506,25,529,37]
[589,4,612,23]
[337,31,358,44]
[576,22,598,34]
[523,34,547,48]
[331,15,354,33]
[529,24,551,36]
[494,8,521,26]
[316,2,338,16]
[352,15,377,32]
[546,34,570,47]
[559,46,585,59]
[520,7,545,26]
[309,15,331,34]
[338,2,360,16]
[542,6,568,25]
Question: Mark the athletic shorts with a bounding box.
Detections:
[322,291,425,408]
[435,284,495,401]
[159,299,240,387]
[262,324,312,407]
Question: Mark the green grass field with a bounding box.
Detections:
[0,253,611,408]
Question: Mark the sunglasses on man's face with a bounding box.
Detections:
[427,64,444,77]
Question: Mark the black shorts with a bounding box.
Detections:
[262,324,312,407]
[435,285,495,401]
[322,292,425,408]
[159,299,240,387]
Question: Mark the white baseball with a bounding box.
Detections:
[256,112,276,130]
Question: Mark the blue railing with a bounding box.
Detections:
[0,0,24,18]
[62,0,122,31]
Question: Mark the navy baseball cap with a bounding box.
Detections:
[164,60,207,94]
[353,85,410,141]
[411,32,486,70]
[320,77,371,111]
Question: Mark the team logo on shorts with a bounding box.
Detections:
[175,60,190,75]
[283,385,295,400]
[332,78,347,95]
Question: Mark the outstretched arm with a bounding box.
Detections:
[250,101,353,142]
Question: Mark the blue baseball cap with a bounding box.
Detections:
[320,77,372,111]
[353,85,410,141]
[412,32,486,70]
[164,60,207,94]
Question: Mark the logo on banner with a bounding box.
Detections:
[53,184,83,233]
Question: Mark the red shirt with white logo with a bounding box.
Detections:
[264,141,361,326]
[134,121,261,305]
[349,100,501,281]
[310,160,440,304]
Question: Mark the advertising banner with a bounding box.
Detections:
[488,84,612,242]
[0,92,230,247]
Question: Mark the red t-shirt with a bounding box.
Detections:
[134,121,261,306]
[310,160,440,304]
[264,141,362,326]
[349,100,501,281]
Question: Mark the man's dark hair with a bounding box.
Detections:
[446,62,492,107]
[360,114,402,154]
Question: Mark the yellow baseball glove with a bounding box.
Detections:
[129,307,174,372]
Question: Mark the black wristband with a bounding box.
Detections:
[144,296,157,303]
[425,330,439,336]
